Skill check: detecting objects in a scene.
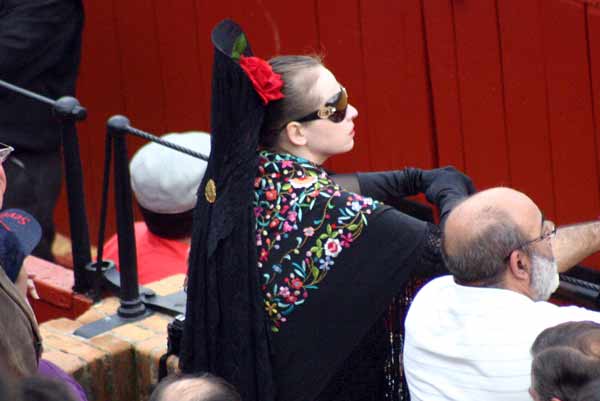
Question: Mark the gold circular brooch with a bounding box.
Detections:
[205,179,216,203]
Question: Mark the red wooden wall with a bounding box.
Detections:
[56,0,600,266]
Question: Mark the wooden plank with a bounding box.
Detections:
[154,0,210,133]
[452,0,510,188]
[113,0,166,145]
[422,0,466,171]
[249,0,320,57]
[361,0,435,171]
[588,4,600,201]
[540,0,599,229]
[316,0,371,173]
[496,0,556,217]
[584,2,600,268]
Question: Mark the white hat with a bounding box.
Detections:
[130,131,211,214]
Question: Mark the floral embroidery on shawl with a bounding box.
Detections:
[254,150,380,332]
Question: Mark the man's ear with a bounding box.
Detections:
[283,122,307,147]
[507,249,531,281]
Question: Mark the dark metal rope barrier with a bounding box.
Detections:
[0,78,91,293]
[125,125,208,161]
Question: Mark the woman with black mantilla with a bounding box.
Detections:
[180,19,475,401]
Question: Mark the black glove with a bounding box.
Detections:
[420,166,476,224]
[420,166,475,202]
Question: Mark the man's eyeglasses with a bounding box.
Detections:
[0,143,14,164]
[504,219,556,262]
[294,86,349,124]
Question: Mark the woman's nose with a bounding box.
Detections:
[347,104,358,120]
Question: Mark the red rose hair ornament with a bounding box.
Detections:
[239,55,284,105]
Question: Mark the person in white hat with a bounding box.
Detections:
[103,131,210,284]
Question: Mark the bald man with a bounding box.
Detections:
[403,187,600,401]
[149,373,240,401]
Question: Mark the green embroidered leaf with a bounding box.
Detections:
[348,224,358,231]
[312,267,320,279]
[326,224,332,234]
[310,246,320,253]
[271,326,279,333]
[316,249,323,258]
[316,239,322,247]
[231,33,247,61]
[319,233,328,240]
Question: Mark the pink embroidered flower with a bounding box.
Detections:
[282,221,293,233]
[324,238,342,257]
[303,227,315,237]
[239,56,285,105]
[287,211,297,222]
[281,160,293,168]
[278,286,290,298]
[286,295,298,303]
[340,232,353,248]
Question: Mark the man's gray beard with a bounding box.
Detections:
[530,252,559,301]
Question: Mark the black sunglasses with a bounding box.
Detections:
[294,86,349,124]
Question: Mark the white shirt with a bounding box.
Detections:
[403,275,600,401]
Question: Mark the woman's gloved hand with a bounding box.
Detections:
[419,166,476,225]
[420,166,475,204]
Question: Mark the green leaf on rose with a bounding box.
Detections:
[231,33,247,61]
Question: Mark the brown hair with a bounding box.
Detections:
[532,347,600,401]
[532,321,600,358]
[259,55,323,148]
[531,321,600,401]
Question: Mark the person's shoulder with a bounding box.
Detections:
[546,302,600,325]
[410,276,454,306]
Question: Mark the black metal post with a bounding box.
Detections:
[54,96,92,293]
[0,79,91,293]
[107,115,146,318]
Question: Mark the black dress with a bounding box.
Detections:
[254,150,447,401]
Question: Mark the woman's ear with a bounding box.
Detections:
[284,122,307,147]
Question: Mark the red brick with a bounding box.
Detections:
[42,350,86,376]
[112,324,155,343]
[94,297,120,315]
[145,274,185,296]
[91,335,137,401]
[76,308,106,325]
[136,314,170,334]
[41,317,83,334]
